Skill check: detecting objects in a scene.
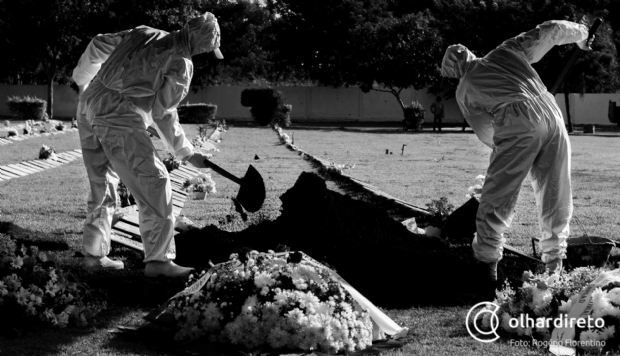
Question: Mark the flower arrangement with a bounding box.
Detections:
[0,234,105,330]
[478,267,620,353]
[273,125,296,149]
[38,145,58,160]
[466,175,485,200]
[162,153,181,172]
[402,101,425,131]
[182,173,216,200]
[319,162,356,176]
[191,136,219,152]
[164,251,374,354]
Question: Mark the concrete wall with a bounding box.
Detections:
[0,84,618,125]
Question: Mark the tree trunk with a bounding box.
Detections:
[47,76,54,120]
[563,87,573,133]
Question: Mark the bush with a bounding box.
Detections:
[403,101,425,119]
[240,88,291,127]
[6,96,47,121]
[177,103,217,124]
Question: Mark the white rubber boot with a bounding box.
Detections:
[82,256,124,270]
[145,261,194,278]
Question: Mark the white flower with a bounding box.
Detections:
[254,272,275,288]
[606,288,620,305]
[591,288,620,319]
[558,298,573,314]
[600,325,616,340]
[530,287,552,310]
[242,295,258,315]
[579,330,603,353]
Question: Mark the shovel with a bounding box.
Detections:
[146,126,266,212]
[203,159,266,213]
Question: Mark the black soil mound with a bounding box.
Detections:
[175,172,539,308]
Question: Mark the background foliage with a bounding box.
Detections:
[1,0,620,117]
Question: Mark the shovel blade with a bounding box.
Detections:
[236,165,266,213]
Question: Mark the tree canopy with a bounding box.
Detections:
[2,0,620,118]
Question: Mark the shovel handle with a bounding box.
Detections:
[550,18,602,95]
[148,127,243,185]
[203,159,243,185]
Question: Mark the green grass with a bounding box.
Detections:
[0,124,619,355]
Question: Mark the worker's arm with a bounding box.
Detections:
[459,102,495,149]
[72,30,131,90]
[514,20,589,64]
[151,60,195,162]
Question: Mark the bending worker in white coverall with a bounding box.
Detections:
[440,20,594,281]
[72,12,223,278]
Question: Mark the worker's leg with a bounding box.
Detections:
[77,114,123,269]
[530,110,572,272]
[473,112,545,266]
[438,116,443,132]
[433,117,437,131]
[93,126,191,277]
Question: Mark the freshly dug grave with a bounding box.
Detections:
[175,172,540,308]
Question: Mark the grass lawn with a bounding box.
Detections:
[280,126,620,256]
[0,123,619,355]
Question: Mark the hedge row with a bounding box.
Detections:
[6,96,47,121]
[177,103,217,124]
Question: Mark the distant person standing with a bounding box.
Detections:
[430,96,444,132]
[462,118,470,132]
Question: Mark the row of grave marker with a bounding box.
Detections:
[0,149,83,181]
[0,126,78,146]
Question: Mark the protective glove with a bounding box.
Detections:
[186,151,213,169]
[577,35,595,51]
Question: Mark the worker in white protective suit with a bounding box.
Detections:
[441,20,594,281]
[72,12,223,278]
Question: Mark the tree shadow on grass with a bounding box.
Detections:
[0,220,70,251]
[0,306,186,356]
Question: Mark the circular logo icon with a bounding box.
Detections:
[465,302,500,343]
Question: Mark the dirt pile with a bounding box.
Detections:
[175,172,538,308]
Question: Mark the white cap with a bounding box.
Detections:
[213,48,224,59]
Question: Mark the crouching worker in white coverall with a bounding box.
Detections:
[72,12,223,278]
[440,20,594,281]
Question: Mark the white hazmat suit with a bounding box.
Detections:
[73,12,221,276]
[441,20,590,274]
